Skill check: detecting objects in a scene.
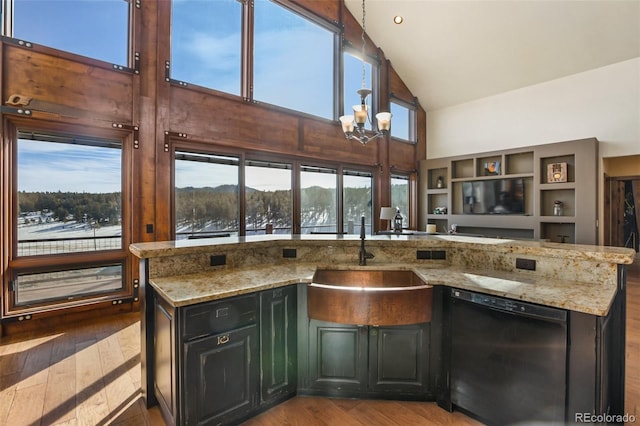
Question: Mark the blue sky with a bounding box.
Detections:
[13,0,128,65]
[10,1,381,192]
[18,139,121,193]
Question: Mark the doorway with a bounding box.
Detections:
[605,176,640,251]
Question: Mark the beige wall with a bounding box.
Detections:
[425,58,640,246]
[603,155,640,177]
[426,58,640,160]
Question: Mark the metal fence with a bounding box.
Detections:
[17,235,122,257]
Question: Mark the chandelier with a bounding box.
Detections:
[339,0,392,145]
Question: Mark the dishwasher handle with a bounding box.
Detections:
[451,288,567,323]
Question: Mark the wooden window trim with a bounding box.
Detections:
[2,118,134,317]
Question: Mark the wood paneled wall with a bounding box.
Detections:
[0,0,426,323]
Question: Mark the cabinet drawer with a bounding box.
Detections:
[182,293,258,340]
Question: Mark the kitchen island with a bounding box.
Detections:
[130,234,635,425]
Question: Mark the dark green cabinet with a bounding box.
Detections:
[369,325,430,395]
[153,295,177,424]
[183,324,258,425]
[150,287,297,426]
[180,293,259,425]
[259,286,297,405]
[305,319,430,398]
[307,321,369,393]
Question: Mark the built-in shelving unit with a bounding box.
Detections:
[420,138,598,244]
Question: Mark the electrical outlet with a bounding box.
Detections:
[516,258,536,271]
[431,250,447,260]
[210,254,226,266]
[282,248,297,258]
[416,250,431,260]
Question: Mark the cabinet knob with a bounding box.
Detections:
[217,334,230,345]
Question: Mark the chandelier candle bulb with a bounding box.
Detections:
[376,112,392,131]
[340,116,355,133]
[353,105,368,124]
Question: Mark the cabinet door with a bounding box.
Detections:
[307,319,368,392]
[154,295,176,423]
[260,286,297,405]
[183,324,258,426]
[369,324,430,395]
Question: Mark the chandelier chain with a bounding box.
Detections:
[361,0,366,90]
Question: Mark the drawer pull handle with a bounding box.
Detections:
[217,335,230,345]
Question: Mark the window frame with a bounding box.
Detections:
[168,0,342,121]
[3,118,134,315]
[169,140,377,238]
[245,159,293,235]
[299,163,339,234]
[251,0,340,120]
[169,0,245,97]
[390,172,411,230]
[342,168,374,234]
[389,96,418,143]
[172,147,243,239]
[2,0,135,68]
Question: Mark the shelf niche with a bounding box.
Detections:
[541,222,576,244]
[505,152,534,175]
[428,167,448,190]
[540,188,575,217]
[420,138,597,244]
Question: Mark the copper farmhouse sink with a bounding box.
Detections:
[307,269,433,326]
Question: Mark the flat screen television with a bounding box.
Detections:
[462,178,525,214]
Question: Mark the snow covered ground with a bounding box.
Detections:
[18,220,121,256]
[15,220,123,303]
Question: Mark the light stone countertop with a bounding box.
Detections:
[130,234,636,265]
[149,262,618,316]
[134,234,635,316]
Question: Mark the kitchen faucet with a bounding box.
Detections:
[359,216,375,266]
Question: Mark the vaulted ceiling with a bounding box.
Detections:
[344,0,640,111]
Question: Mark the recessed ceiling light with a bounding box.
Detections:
[393,15,404,25]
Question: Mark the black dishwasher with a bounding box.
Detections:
[450,288,568,425]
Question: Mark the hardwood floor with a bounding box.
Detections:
[0,313,164,425]
[626,256,640,419]
[0,256,638,426]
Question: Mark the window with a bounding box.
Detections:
[300,166,337,233]
[174,152,240,239]
[343,170,372,234]
[9,129,128,308]
[390,100,416,142]
[391,174,410,228]
[15,265,123,306]
[245,160,292,235]
[254,0,335,119]
[343,51,373,130]
[17,134,122,255]
[10,0,129,66]
[171,0,242,95]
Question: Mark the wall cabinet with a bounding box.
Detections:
[420,138,598,244]
[304,319,430,398]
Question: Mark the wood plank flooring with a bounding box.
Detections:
[0,256,637,426]
[625,257,640,419]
